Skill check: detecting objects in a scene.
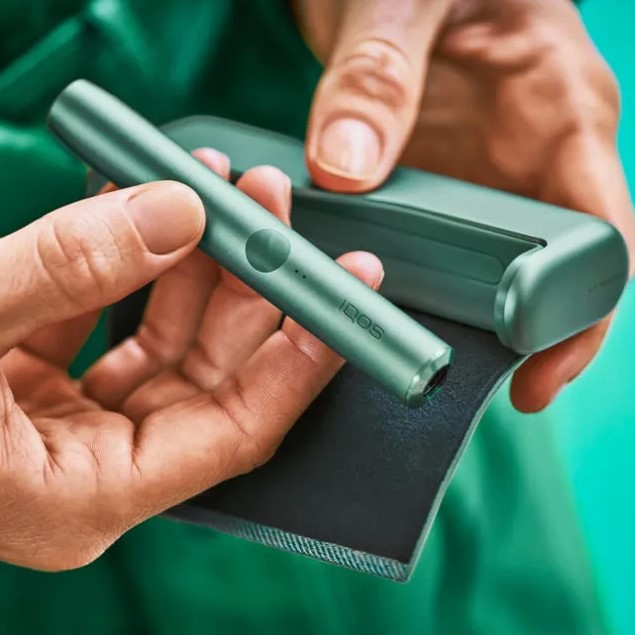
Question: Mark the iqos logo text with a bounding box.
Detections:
[338,300,384,339]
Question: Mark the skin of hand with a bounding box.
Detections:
[295,0,635,412]
[0,149,382,571]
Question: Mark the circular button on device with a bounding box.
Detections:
[245,229,291,273]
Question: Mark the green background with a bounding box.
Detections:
[555,3,635,635]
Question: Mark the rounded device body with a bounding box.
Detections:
[47,80,452,406]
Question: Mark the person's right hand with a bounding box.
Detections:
[296,0,635,412]
[0,149,382,571]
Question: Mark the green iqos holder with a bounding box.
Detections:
[48,80,452,407]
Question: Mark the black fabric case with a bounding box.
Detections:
[110,291,520,581]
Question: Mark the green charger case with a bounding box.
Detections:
[159,116,628,354]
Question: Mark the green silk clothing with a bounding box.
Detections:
[0,1,608,633]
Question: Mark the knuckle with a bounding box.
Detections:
[136,320,185,367]
[509,17,621,137]
[334,38,416,112]
[281,329,327,369]
[248,437,281,471]
[569,59,621,133]
[541,43,621,135]
[565,79,620,137]
[215,376,280,473]
[180,338,226,390]
[594,62,621,115]
[217,375,255,439]
[237,437,279,475]
[526,63,620,141]
[37,214,127,308]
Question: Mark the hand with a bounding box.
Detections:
[296,0,635,412]
[0,150,382,571]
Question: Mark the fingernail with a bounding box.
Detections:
[375,267,385,289]
[194,147,230,177]
[128,182,204,254]
[356,252,384,289]
[316,118,381,179]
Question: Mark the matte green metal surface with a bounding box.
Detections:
[48,80,452,406]
[164,116,629,355]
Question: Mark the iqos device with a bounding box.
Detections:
[139,116,629,355]
[47,80,453,407]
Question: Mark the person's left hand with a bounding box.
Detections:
[295,0,635,412]
[0,149,382,570]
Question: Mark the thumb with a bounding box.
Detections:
[305,0,454,193]
[0,181,204,353]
